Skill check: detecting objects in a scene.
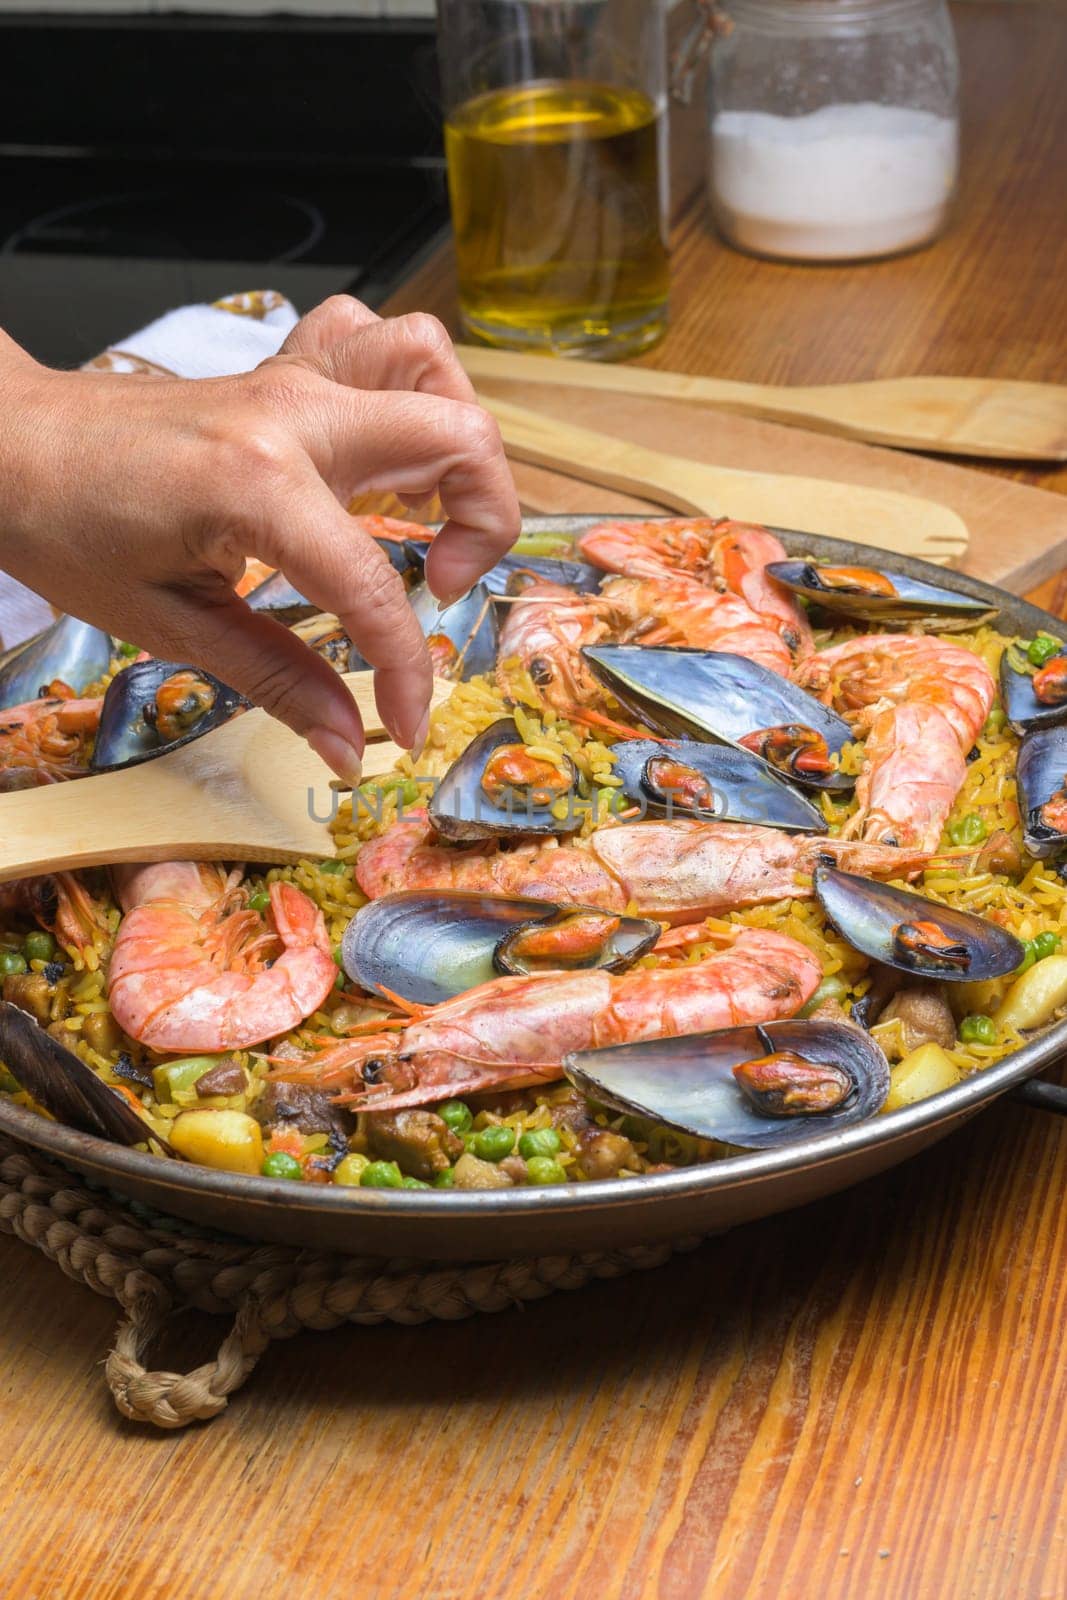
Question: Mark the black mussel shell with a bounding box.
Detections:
[814,865,1024,979]
[0,615,112,710]
[0,1001,175,1153]
[482,553,602,599]
[405,582,498,681]
[609,739,827,832]
[341,891,660,1006]
[583,645,854,793]
[765,560,997,629]
[1017,725,1067,858]
[1000,646,1067,735]
[428,718,581,841]
[90,659,249,772]
[564,1019,889,1150]
[246,571,318,626]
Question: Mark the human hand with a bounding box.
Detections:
[0,297,520,782]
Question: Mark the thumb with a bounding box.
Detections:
[157,592,368,786]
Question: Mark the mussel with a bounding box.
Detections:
[0,614,112,710]
[0,1000,175,1153]
[291,614,356,670]
[90,659,248,772]
[246,571,319,626]
[342,891,660,1006]
[813,865,1025,979]
[347,581,499,681]
[1000,644,1067,735]
[583,645,854,793]
[1017,725,1067,858]
[563,1018,889,1151]
[609,739,827,832]
[765,560,997,629]
[482,552,602,599]
[428,718,581,841]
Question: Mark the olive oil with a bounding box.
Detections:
[445,80,669,358]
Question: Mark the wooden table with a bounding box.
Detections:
[2,6,1066,1597]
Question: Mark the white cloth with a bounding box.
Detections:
[110,297,298,380]
[0,289,298,650]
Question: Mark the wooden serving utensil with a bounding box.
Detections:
[0,673,453,883]
[483,395,970,563]
[461,347,1067,462]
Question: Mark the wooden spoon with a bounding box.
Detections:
[461,347,1067,462]
[0,673,453,883]
[483,395,970,563]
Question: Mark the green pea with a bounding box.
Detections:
[983,707,1007,734]
[1033,931,1061,961]
[1016,941,1038,974]
[948,814,987,846]
[959,1014,996,1046]
[319,858,346,875]
[24,931,56,964]
[1028,634,1061,667]
[248,890,270,914]
[360,1160,404,1188]
[433,1168,456,1188]
[438,1099,473,1134]
[471,1125,516,1163]
[401,1176,432,1189]
[526,1156,567,1186]
[261,1151,303,1181]
[117,640,139,658]
[0,950,28,977]
[518,1127,562,1160]
[332,943,346,969]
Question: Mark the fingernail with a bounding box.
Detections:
[308,726,363,788]
[410,709,431,761]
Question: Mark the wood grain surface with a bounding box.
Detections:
[2,7,1067,1600]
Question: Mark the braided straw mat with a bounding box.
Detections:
[0,1131,702,1431]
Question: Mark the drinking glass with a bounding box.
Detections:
[438,0,670,359]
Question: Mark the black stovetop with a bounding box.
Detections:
[0,16,449,366]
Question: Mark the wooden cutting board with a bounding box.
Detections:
[479,378,1067,594]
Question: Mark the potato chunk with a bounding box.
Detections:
[884,1043,960,1113]
[994,956,1067,1033]
[170,1109,264,1175]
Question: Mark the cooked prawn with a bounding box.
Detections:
[0,871,111,955]
[0,693,101,789]
[599,576,792,676]
[798,634,995,849]
[355,811,931,923]
[270,926,822,1107]
[577,517,812,660]
[108,862,337,1051]
[496,580,612,716]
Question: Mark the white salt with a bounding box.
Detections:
[710,101,959,261]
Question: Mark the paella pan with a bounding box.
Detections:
[1,515,1066,1258]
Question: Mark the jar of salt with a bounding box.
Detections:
[707,0,960,261]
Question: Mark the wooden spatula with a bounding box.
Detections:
[0,673,453,883]
[483,395,970,563]
[462,347,1067,462]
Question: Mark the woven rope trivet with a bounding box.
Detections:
[0,1132,702,1431]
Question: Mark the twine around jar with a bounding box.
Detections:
[0,1133,702,1430]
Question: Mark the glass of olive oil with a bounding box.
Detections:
[438,0,669,360]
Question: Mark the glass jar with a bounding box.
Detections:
[437,0,670,359]
[707,0,960,261]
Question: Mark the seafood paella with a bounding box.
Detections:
[3,514,1067,1197]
